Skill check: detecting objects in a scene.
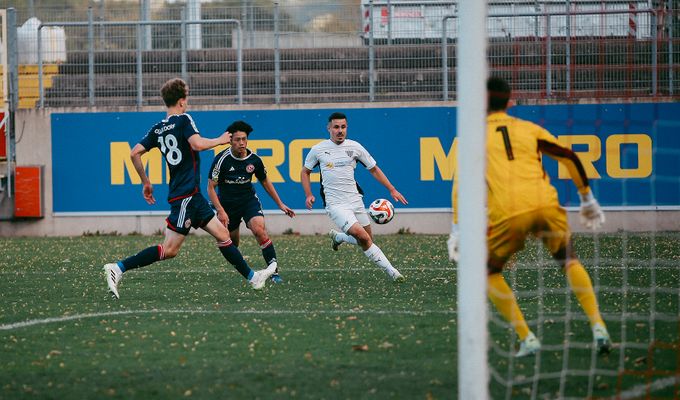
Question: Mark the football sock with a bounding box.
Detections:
[363,244,398,275]
[217,240,254,279]
[336,232,358,246]
[488,273,531,340]
[119,245,163,272]
[259,238,277,267]
[565,260,605,327]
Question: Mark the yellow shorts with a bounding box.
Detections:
[488,206,570,267]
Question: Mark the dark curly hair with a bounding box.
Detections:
[226,120,253,136]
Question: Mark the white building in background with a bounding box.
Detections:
[361,0,654,42]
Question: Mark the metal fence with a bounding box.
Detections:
[4,1,678,108]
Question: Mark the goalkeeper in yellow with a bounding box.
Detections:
[449,77,611,357]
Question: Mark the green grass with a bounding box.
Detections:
[0,233,678,399]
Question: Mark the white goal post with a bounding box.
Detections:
[455,1,489,399]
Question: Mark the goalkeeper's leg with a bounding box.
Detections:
[487,272,531,341]
[553,245,612,354]
[565,259,605,327]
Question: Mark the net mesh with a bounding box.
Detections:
[486,116,680,399]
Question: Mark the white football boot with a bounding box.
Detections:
[104,263,123,299]
[593,323,612,355]
[250,261,278,290]
[329,229,342,251]
[390,270,405,282]
[515,332,541,357]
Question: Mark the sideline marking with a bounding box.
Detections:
[0,266,457,274]
[0,308,456,331]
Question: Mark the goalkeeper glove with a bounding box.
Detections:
[579,190,605,230]
[447,224,460,262]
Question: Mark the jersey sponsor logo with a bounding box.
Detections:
[246,164,255,173]
[325,162,334,169]
[224,177,251,185]
[154,124,176,135]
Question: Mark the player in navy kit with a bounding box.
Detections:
[207,121,295,284]
[103,78,276,299]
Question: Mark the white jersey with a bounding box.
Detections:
[303,139,377,206]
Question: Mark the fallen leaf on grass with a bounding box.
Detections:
[352,344,369,352]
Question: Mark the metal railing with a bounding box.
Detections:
[38,14,243,107]
[27,3,679,107]
[442,8,660,100]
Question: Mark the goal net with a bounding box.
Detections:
[455,3,680,399]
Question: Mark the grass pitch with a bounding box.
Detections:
[0,233,678,399]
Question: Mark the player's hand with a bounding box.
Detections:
[447,224,460,262]
[142,183,155,205]
[219,130,232,144]
[280,204,295,218]
[305,195,315,210]
[216,209,229,227]
[390,189,408,205]
[579,191,605,230]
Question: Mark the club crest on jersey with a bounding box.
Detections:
[184,219,192,228]
[346,150,354,157]
[246,164,255,173]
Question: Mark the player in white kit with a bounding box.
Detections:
[300,112,408,281]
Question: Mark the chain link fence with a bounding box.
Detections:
[2,0,678,107]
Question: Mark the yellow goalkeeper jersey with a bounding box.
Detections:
[453,111,590,226]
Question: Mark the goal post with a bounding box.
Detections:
[455,1,489,399]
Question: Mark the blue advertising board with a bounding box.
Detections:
[51,103,680,214]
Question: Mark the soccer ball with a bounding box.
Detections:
[368,198,395,224]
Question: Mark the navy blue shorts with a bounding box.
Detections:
[221,195,264,232]
[166,193,215,235]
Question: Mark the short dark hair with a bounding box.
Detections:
[226,120,253,136]
[328,112,347,122]
[487,76,511,112]
[160,78,188,107]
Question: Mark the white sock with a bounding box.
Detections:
[363,244,399,276]
[336,232,358,245]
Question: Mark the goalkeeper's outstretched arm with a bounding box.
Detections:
[538,140,605,230]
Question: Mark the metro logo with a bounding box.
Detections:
[110,142,168,185]
[419,134,653,181]
[110,139,324,185]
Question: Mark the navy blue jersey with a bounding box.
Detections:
[139,113,201,202]
[210,148,267,205]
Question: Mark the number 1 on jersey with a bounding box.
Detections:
[496,125,514,160]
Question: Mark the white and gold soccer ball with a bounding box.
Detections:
[368,198,395,224]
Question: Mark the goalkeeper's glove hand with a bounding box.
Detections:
[447,224,460,262]
[579,190,605,230]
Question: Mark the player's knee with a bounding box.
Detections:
[355,233,372,248]
[163,247,180,259]
[252,227,268,242]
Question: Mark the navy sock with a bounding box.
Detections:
[120,245,162,272]
[218,241,253,279]
[260,239,277,267]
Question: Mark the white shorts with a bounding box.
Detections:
[326,199,370,233]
